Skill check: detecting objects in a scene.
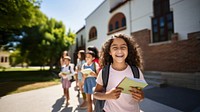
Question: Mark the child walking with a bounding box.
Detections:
[59,56,75,106]
[76,50,87,108]
[82,51,99,112]
[94,34,146,112]
[60,50,69,67]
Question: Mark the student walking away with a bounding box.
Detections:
[80,51,99,112]
[60,50,69,68]
[94,34,147,112]
[58,56,75,106]
[75,50,86,98]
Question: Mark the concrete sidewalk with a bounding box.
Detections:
[0,82,199,112]
[143,85,200,112]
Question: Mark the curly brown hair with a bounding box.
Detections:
[100,34,143,70]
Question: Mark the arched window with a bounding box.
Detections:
[108,12,126,35]
[89,26,97,41]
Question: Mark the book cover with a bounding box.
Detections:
[61,71,70,76]
[81,68,93,75]
[117,77,148,94]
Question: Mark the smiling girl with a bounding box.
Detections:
[94,34,146,112]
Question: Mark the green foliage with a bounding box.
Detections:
[9,49,24,66]
[0,0,76,68]
[0,0,47,45]
[20,18,76,68]
[0,0,44,30]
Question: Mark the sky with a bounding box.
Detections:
[40,0,104,33]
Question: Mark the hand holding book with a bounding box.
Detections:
[116,77,148,94]
[81,68,94,77]
[59,71,70,78]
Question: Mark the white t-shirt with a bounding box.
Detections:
[96,65,146,112]
[61,65,75,79]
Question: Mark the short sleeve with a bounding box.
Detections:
[96,69,103,86]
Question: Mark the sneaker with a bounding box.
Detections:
[76,93,80,97]
[77,105,87,110]
[74,86,80,91]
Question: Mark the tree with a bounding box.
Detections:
[0,0,43,30]
[0,0,45,45]
[20,18,76,70]
[39,18,76,70]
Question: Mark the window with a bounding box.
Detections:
[81,35,83,46]
[108,12,126,34]
[1,56,4,62]
[109,24,113,32]
[5,57,7,62]
[76,38,78,48]
[122,17,126,27]
[89,26,97,41]
[115,21,119,29]
[152,0,174,42]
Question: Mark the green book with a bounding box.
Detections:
[117,77,148,94]
[61,71,70,76]
[81,68,93,75]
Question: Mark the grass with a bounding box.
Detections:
[0,67,60,97]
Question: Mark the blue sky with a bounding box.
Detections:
[40,0,104,33]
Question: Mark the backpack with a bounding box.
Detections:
[94,64,140,112]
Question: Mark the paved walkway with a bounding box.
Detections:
[0,82,199,112]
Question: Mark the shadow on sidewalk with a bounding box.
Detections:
[60,106,73,112]
[52,96,65,112]
[73,96,87,112]
[144,86,200,112]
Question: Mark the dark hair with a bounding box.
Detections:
[79,50,85,61]
[87,46,99,59]
[100,34,143,70]
[61,50,68,58]
[86,50,96,58]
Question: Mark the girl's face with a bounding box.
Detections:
[85,54,94,65]
[64,59,70,65]
[109,38,128,63]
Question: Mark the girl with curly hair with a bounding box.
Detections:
[94,34,146,112]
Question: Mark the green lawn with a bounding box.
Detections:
[0,68,60,97]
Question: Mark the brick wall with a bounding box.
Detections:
[132,29,200,73]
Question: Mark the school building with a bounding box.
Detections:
[0,51,10,68]
[69,0,200,90]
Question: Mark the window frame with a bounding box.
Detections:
[152,0,174,43]
[108,12,127,35]
[88,26,97,41]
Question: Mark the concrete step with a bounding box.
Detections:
[144,72,167,87]
[145,79,167,87]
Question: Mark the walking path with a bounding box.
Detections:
[0,82,199,112]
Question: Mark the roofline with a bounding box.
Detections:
[85,0,106,20]
[76,25,85,34]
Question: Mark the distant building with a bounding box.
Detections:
[69,26,86,64]
[0,51,10,68]
[73,0,200,90]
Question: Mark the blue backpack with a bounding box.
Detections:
[94,64,140,112]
